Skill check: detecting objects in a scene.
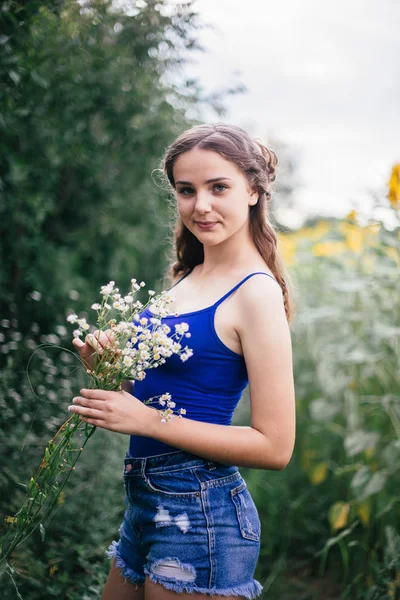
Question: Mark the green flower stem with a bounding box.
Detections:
[0,414,96,570]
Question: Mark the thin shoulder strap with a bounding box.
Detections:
[168,266,194,291]
[213,272,279,308]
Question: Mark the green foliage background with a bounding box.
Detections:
[0,1,399,599]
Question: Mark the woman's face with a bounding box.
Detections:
[172,148,258,245]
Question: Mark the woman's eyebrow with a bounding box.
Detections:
[175,177,233,185]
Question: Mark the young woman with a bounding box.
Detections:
[70,123,296,599]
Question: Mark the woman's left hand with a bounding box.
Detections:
[68,388,154,435]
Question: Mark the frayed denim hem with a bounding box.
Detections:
[143,565,263,598]
[105,540,145,589]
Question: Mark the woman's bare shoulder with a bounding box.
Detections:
[169,266,191,287]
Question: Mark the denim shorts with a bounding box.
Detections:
[105,448,263,598]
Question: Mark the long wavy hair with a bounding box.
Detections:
[157,123,295,324]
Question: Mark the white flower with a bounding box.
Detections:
[175,322,189,335]
[180,348,194,362]
[66,313,78,323]
[91,303,102,310]
[77,319,90,330]
[124,295,133,303]
[123,356,133,368]
[148,290,155,296]
[100,281,115,295]
[115,322,127,333]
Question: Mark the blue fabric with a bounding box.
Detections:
[128,268,279,458]
[105,449,263,597]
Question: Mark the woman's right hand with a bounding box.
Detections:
[72,329,119,372]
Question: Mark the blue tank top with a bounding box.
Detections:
[128,268,279,457]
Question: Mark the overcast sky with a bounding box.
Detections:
[180,0,400,229]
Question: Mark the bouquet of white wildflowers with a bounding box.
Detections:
[0,277,193,586]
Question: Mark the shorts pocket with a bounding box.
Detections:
[194,461,242,488]
[144,468,201,497]
[230,479,261,542]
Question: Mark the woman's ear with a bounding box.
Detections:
[249,188,259,206]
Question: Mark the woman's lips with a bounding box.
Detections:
[196,221,218,230]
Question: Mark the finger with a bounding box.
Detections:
[94,329,110,350]
[72,396,106,410]
[80,388,110,400]
[85,332,101,352]
[68,404,105,420]
[104,329,115,345]
[87,330,111,354]
[73,337,85,348]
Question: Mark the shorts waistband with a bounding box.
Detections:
[124,448,213,475]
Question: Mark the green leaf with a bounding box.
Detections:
[351,466,388,501]
[344,430,379,457]
[361,471,387,500]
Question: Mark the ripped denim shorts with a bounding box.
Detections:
[105,448,263,598]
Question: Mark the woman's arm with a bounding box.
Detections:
[146,410,280,470]
[145,275,296,471]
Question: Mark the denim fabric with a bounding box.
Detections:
[105,449,263,598]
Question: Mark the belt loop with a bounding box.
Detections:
[141,458,147,479]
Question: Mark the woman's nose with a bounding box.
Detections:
[194,192,212,212]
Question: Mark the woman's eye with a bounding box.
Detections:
[178,184,227,195]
